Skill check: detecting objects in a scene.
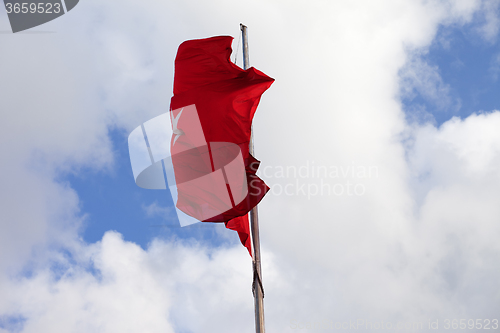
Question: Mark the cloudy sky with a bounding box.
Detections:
[1,0,500,332]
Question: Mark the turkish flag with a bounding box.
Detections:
[169,36,274,255]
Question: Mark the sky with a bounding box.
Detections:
[1,0,500,332]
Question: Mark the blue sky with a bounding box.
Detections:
[404,23,500,125]
[1,1,500,333]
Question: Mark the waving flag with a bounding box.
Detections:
[129,36,273,255]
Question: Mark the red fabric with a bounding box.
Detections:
[225,214,251,256]
[170,36,273,256]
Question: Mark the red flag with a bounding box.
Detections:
[169,36,274,255]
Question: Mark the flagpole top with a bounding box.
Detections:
[240,24,250,70]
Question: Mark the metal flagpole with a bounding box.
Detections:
[240,23,266,333]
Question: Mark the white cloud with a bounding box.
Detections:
[0,232,263,333]
[475,0,500,42]
[0,35,112,274]
[405,112,500,318]
[400,54,461,114]
[142,201,172,220]
[489,52,500,81]
[1,0,500,332]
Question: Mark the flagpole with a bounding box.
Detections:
[240,23,266,333]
